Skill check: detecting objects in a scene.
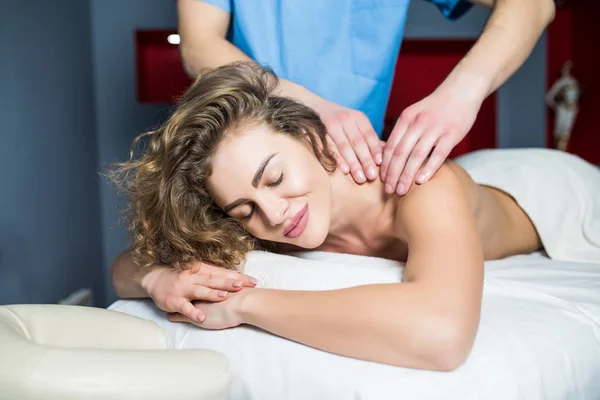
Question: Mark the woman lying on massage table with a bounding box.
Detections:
[109,63,600,371]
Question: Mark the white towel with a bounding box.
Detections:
[454,148,600,263]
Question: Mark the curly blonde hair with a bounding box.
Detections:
[108,62,336,270]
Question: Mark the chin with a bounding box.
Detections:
[295,217,329,249]
[296,236,325,249]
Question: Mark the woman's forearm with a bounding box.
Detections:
[110,250,166,299]
[237,283,474,371]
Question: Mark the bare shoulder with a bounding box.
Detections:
[396,161,475,209]
[391,161,480,240]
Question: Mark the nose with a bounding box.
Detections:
[260,196,289,227]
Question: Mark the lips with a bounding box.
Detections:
[283,204,309,238]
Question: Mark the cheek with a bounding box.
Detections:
[292,157,328,193]
[283,165,313,194]
[245,219,275,239]
[242,222,267,242]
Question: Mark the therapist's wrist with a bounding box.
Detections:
[437,63,492,104]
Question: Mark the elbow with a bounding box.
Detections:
[409,317,477,372]
[109,250,132,298]
[178,36,216,79]
[179,45,199,79]
[428,321,476,372]
[428,335,473,372]
[109,255,124,298]
[541,0,556,26]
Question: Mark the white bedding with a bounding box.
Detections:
[109,251,600,400]
[455,148,600,263]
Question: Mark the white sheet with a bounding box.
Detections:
[455,148,600,263]
[109,251,600,400]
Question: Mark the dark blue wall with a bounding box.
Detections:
[0,1,105,305]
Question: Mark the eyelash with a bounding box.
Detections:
[268,172,284,187]
[243,172,284,220]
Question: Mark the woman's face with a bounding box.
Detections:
[208,125,332,248]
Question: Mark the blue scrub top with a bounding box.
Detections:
[200,0,473,136]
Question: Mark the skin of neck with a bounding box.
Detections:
[324,166,395,247]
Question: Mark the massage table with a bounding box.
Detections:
[108,250,600,400]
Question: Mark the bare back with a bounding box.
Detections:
[444,161,542,260]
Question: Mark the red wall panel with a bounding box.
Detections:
[136,30,192,103]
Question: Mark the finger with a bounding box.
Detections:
[326,135,349,174]
[346,119,377,181]
[396,130,440,194]
[166,312,181,322]
[177,301,205,323]
[380,115,410,181]
[329,121,365,183]
[416,135,455,184]
[239,273,259,287]
[201,275,246,292]
[355,114,384,169]
[384,121,426,195]
[190,284,229,302]
[167,312,196,325]
[196,263,258,286]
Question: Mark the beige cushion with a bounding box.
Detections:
[0,304,230,400]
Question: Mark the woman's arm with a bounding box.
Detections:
[110,250,163,299]
[110,249,258,322]
[187,166,484,371]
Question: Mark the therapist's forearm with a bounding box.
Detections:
[180,34,252,76]
[237,283,472,370]
[442,0,555,99]
[180,37,325,108]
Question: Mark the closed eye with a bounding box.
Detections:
[243,172,283,220]
[243,204,255,220]
[268,172,284,187]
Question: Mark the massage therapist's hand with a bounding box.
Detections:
[141,262,258,323]
[381,75,486,195]
[167,289,253,330]
[316,98,383,184]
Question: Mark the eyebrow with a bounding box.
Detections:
[223,153,278,213]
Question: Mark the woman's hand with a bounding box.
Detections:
[315,98,383,184]
[167,289,252,330]
[141,262,258,323]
